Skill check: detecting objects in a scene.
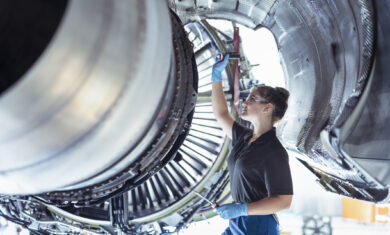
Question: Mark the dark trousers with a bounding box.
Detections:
[222,214,279,235]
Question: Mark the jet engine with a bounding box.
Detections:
[1,0,390,234]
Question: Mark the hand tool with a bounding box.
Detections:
[216,52,240,61]
[194,191,219,208]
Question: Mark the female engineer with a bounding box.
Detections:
[212,54,293,235]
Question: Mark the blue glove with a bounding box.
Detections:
[211,54,230,82]
[216,203,247,219]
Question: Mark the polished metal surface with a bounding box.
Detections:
[0,0,172,194]
[340,0,390,187]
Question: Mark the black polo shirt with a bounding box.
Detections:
[228,121,293,203]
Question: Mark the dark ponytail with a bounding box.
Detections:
[255,85,289,122]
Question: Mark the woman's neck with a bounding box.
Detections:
[251,118,273,138]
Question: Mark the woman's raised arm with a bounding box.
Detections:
[211,54,234,139]
[212,82,234,139]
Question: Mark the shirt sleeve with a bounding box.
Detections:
[232,121,250,146]
[264,149,294,197]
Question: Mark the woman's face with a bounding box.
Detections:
[241,89,271,121]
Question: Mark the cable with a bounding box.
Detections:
[0,207,51,235]
[0,209,28,227]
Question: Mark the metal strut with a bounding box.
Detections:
[110,194,144,235]
[233,26,241,115]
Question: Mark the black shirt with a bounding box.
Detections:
[228,121,293,203]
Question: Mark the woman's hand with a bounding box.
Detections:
[216,195,292,220]
[211,54,230,82]
[216,203,247,220]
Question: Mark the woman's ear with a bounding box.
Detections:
[265,103,273,113]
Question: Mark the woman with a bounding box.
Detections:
[211,55,293,235]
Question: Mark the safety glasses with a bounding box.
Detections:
[245,95,269,104]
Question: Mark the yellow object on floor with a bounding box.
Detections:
[341,196,390,223]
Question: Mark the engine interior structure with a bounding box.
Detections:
[0,0,390,234]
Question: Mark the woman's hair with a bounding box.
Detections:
[255,85,290,122]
